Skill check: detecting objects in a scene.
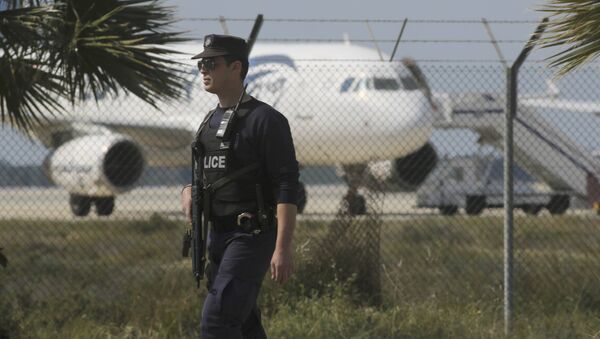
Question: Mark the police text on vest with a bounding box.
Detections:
[204,155,227,169]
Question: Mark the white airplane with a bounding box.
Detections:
[16,41,440,217]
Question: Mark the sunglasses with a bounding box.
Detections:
[197,58,217,71]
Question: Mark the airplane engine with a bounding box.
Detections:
[43,135,145,196]
[366,143,438,191]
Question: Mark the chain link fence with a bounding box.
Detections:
[2,58,600,336]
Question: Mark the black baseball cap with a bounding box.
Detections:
[191,34,248,59]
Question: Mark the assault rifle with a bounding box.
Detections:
[182,141,205,288]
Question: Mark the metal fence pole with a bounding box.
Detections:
[504,64,515,337]
[504,17,548,337]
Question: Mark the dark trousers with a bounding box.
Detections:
[201,228,276,339]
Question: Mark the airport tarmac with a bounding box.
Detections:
[0,185,593,221]
[0,185,427,220]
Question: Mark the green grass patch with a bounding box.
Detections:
[1,214,600,338]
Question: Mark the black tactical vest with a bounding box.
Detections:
[195,106,263,217]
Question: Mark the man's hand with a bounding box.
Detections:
[271,247,294,284]
[181,185,192,223]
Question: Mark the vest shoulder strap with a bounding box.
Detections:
[195,104,255,139]
[195,108,217,139]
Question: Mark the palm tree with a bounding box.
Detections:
[0,0,190,129]
[539,0,600,75]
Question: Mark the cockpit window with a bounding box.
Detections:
[399,76,419,90]
[373,77,400,91]
[343,76,411,92]
[340,77,355,93]
[353,78,364,92]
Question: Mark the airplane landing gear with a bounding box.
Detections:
[69,194,92,217]
[69,194,115,217]
[341,188,367,215]
[339,164,369,216]
[95,197,115,216]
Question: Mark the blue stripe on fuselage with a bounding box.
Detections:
[246,70,275,84]
[247,55,297,85]
[249,54,297,71]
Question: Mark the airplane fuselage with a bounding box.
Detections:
[38,42,436,200]
[80,42,435,167]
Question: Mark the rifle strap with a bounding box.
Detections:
[207,162,260,194]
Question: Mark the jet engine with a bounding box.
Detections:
[44,134,145,196]
[366,143,438,191]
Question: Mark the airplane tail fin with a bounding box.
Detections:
[343,33,351,45]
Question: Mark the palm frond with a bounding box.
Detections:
[0,3,65,129]
[0,4,63,56]
[538,0,600,75]
[56,0,190,106]
[0,50,64,129]
[1,0,190,130]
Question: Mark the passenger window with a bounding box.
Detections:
[353,78,364,92]
[340,77,355,93]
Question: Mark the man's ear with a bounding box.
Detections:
[231,60,242,75]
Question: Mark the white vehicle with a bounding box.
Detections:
[433,91,600,216]
[416,153,572,216]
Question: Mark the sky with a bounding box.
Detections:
[167,0,551,61]
[170,0,542,18]
[0,0,583,165]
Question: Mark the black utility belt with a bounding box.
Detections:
[211,211,275,234]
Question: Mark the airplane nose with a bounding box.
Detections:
[403,93,435,131]
[394,93,435,150]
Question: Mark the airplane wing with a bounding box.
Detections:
[521,98,600,115]
[23,116,196,168]
[96,120,193,151]
[25,116,194,153]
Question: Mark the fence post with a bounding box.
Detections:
[504,17,548,337]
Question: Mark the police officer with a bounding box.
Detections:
[180,34,299,339]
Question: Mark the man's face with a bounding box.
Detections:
[198,56,238,94]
